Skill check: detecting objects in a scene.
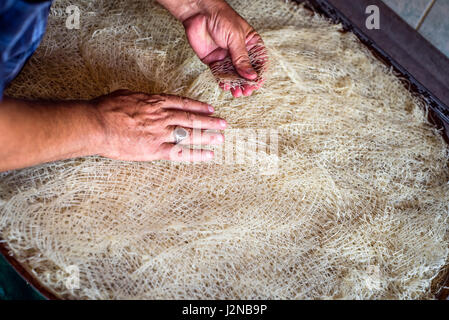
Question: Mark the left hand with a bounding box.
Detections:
[181,0,266,97]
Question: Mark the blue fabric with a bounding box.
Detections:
[0,0,52,99]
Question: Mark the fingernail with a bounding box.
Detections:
[220,120,227,128]
[206,152,214,159]
[217,134,224,143]
[246,68,257,78]
[208,105,214,113]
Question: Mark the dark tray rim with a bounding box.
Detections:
[0,241,59,300]
[302,0,449,299]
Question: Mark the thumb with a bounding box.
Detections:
[228,38,257,80]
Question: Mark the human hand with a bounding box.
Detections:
[91,90,226,162]
[181,0,267,97]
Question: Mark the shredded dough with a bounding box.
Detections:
[1,0,449,299]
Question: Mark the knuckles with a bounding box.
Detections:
[91,90,215,161]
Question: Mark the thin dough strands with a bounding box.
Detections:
[0,0,449,300]
[209,43,268,89]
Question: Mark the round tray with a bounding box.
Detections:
[1,239,448,300]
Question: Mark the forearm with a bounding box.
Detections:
[0,97,102,172]
[155,0,226,22]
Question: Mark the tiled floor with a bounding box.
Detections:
[383,0,449,58]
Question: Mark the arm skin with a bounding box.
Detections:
[0,92,226,172]
[155,0,203,21]
[0,97,102,172]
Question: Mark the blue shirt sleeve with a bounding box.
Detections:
[0,0,52,99]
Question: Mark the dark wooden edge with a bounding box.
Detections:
[0,0,448,301]
[0,240,59,300]
[306,0,449,139]
[300,0,449,299]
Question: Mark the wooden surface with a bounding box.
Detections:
[306,0,449,139]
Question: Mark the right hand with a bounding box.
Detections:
[182,0,266,97]
[90,90,226,162]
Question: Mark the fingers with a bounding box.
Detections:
[220,83,231,91]
[228,36,258,80]
[225,80,264,97]
[165,127,224,145]
[246,33,265,51]
[230,87,243,97]
[165,110,227,130]
[162,95,214,114]
[202,47,229,65]
[242,84,256,96]
[110,93,215,114]
[159,143,214,162]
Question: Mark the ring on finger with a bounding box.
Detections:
[173,126,189,144]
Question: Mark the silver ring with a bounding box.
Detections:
[173,127,189,144]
